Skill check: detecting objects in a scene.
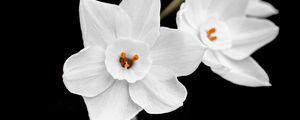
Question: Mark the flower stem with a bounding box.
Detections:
[160,0,184,20]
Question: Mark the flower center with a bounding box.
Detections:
[207,27,217,42]
[119,52,139,69]
[105,39,151,83]
[199,17,232,50]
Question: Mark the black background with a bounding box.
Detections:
[8,0,298,120]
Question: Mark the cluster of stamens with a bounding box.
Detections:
[119,52,139,69]
[207,28,217,41]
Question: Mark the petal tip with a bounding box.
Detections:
[264,82,272,87]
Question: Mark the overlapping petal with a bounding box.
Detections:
[184,0,212,26]
[223,17,279,60]
[80,0,132,47]
[63,46,114,97]
[84,81,142,120]
[120,0,160,47]
[207,51,271,87]
[176,3,199,36]
[208,0,249,21]
[150,27,204,76]
[184,0,249,22]
[247,0,278,17]
[180,0,250,33]
[129,66,187,114]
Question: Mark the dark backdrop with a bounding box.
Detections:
[11,0,298,120]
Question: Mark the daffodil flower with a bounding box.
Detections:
[63,0,204,120]
[247,0,278,17]
[176,0,279,87]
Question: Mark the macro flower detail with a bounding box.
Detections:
[63,0,204,120]
[177,0,279,87]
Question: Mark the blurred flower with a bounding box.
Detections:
[177,0,279,87]
[63,0,204,120]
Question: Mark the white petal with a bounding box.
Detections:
[210,52,271,87]
[63,46,114,97]
[84,81,142,120]
[203,50,231,75]
[120,0,160,47]
[223,18,279,60]
[129,66,187,114]
[176,3,199,36]
[203,49,221,67]
[115,7,133,40]
[184,0,212,27]
[247,0,278,17]
[150,27,204,76]
[208,0,249,21]
[80,0,132,47]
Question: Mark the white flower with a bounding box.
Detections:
[176,0,279,87]
[63,0,204,120]
[247,0,278,17]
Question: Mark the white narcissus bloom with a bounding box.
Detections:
[176,0,279,87]
[247,0,278,17]
[63,0,204,120]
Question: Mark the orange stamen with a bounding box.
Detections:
[207,28,216,37]
[210,36,217,41]
[207,28,218,42]
[119,52,139,69]
[132,54,139,62]
[121,52,126,59]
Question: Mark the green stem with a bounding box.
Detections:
[160,0,184,20]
